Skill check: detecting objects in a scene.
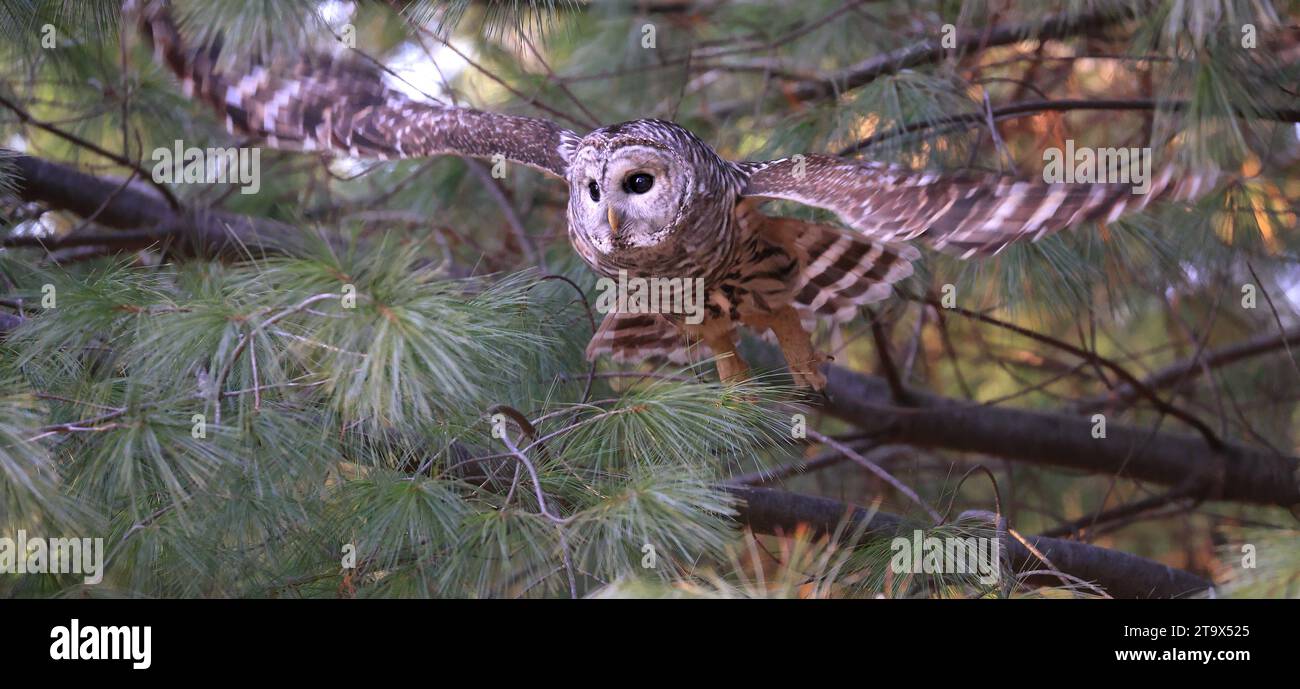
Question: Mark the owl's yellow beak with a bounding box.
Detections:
[607,206,621,236]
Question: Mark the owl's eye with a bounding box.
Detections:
[623,173,654,194]
[587,180,600,202]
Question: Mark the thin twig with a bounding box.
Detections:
[806,428,942,523]
[919,297,1226,451]
[0,92,181,210]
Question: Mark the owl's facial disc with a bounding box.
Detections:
[576,143,691,255]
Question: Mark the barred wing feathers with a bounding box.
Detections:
[586,313,707,365]
[586,222,919,364]
[130,0,578,177]
[740,155,1218,258]
[783,220,918,323]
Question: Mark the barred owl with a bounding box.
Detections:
[130,0,1216,390]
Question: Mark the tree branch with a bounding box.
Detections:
[838,98,1300,155]
[1074,325,1300,414]
[708,3,1137,119]
[928,300,1226,451]
[728,485,1211,598]
[0,93,181,210]
[5,154,307,258]
[2,227,170,250]
[821,360,1299,506]
[740,342,1300,507]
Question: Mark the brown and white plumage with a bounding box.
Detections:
[739,155,1217,258]
[585,222,918,365]
[130,0,577,177]
[129,0,1220,390]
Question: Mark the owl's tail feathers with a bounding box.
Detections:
[790,223,920,324]
[585,312,711,364]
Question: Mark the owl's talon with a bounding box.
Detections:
[794,384,830,406]
[712,351,750,383]
[716,361,762,403]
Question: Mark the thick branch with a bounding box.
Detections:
[819,362,1300,506]
[729,485,1211,598]
[5,154,306,258]
[743,343,1300,507]
[0,93,182,211]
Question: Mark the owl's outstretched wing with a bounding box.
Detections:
[129,0,578,178]
[737,154,1218,258]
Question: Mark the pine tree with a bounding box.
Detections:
[1,0,1297,599]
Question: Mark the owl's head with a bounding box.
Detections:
[566,123,701,260]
